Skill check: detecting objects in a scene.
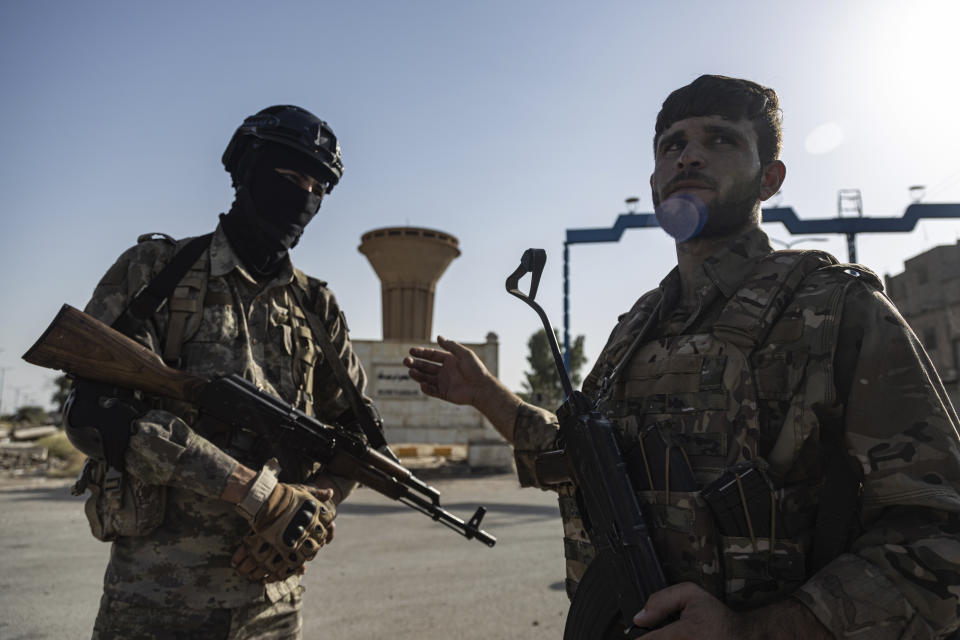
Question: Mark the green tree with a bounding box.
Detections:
[52,374,72,414]
[519,328,586,410]
[13,405,48,425]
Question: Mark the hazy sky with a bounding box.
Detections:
[2,0,959,412]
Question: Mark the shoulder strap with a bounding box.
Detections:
[716,251,865,572]
[707,249,867,571]
[811,414,863,572]
[83,232,212,476]
[112,233,214,336]
[584,289,664,401]
[599,299,663,397]
[162,243,211,364]
[712,249,837,351]
[803,273,867,573]
[288,282,388,451]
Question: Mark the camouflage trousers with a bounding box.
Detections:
[91,588,303,640]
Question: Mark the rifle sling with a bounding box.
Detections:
[85,233,213,473]
[113,233,214,336]
[599,300,663,399]
[288,285,387,451]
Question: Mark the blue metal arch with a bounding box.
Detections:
[565,204,960,245]
[562,203,960,371]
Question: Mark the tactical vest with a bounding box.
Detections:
[560,250,881,610]
[76,233,331,541]
[157,235,320,412]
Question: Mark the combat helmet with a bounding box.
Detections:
[222,105,344,191]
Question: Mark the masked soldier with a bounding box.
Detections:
[404,76,960,639]
[65,105,376,639]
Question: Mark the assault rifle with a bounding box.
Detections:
[23,304,496,547]
[506,249,665,638]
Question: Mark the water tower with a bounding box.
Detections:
[358,227,461,341]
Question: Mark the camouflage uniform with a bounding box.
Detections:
[513,228,960,639]
[82,225,369,637]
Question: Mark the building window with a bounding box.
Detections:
[924,327,938,351]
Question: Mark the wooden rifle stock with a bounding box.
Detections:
[23,304,208,401]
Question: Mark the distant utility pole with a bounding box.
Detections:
[0,367,9,416]
[561,199,960,372]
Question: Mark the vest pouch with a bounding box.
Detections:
[636,488,723,598]
[720,535,806,609]
[76,458,167,541]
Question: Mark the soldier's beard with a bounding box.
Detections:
[652,168,763,242]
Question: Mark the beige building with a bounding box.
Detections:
[885,241,960,409]
[351,334,500,445]
[355,226,512,468]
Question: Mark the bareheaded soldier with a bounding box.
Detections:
[404,76,960,639]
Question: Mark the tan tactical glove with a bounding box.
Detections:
[232,530,320,582]
[234,459,336,578]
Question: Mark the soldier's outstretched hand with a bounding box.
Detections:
[404,336,492,407]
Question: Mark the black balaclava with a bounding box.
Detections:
[221,144,330,277]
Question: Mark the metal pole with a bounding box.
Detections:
[847,233,857,263]
[563,242,571,374]
[0,367,6,416]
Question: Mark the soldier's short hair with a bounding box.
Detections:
[654,75,782,165]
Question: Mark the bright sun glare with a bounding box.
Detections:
[868,2,960,112]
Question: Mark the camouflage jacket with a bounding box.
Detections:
[513,228,960,639]
[83,224,371,609]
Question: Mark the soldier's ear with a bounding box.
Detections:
[759,160,785,201]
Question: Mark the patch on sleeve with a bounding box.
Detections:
[818,263,884,291]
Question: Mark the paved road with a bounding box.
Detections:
[0,473,569,639]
